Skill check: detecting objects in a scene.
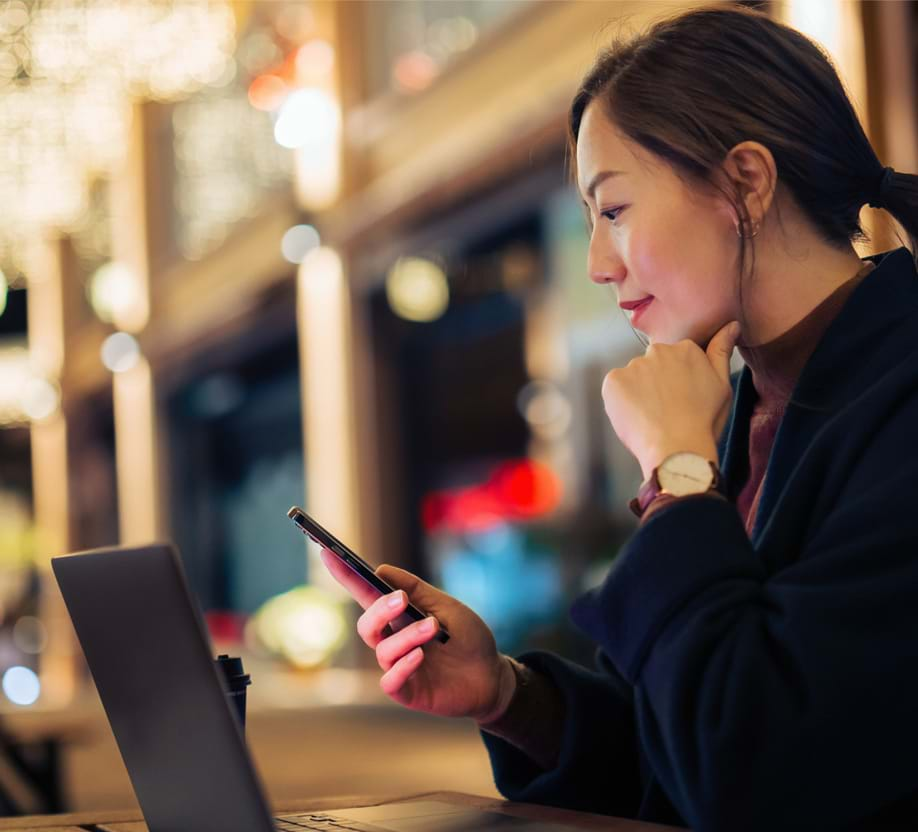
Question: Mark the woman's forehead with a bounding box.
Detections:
[577,104,652,197]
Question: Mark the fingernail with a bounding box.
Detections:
[419,617,436,635]
[386,592,404,609]
[409,647,423,662]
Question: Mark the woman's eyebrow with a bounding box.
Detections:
[580,169,628,202]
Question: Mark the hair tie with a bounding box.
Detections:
[867,166,895,209]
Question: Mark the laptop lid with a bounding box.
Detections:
[52,544,274,832]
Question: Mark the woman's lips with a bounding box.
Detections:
[622,296,653,325]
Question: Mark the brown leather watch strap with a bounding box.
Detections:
[629,458,722,518]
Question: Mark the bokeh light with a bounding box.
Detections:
[101,332,141,374]
[12,616,48,655]
[20,377,61,422]
[88,262,141,325]
[422,458,563,534]
[392,50,439,94]
[0,346,32,426]
[428,16,478,54]
[385,256,450,322]
[0,1,237,277]
[247,74,287,112]
[273,87,340,150]
[252,586,347,669]
[295,39,335,83]
[2,666,40,706]
[281,224,321,264]
[516,380,572,439]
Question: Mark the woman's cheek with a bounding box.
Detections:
[627,230,664,280]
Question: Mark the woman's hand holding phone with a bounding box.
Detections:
[319,549,516,724]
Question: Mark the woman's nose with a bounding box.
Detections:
[587,244,625,286]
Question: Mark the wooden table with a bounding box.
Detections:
[0,701,101,814]
[0,790,686,831]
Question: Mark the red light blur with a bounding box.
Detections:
[421,459,562,534]
[205,610,247,645]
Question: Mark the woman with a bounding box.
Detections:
[321,5,918,830]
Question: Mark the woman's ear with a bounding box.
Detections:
[720,141,778,229]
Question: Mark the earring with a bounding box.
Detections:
[735,220,760,239]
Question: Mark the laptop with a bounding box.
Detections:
[52,543,578,832]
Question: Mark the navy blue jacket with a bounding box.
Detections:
[482,246,918,831]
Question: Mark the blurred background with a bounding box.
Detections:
[0,0,913,816]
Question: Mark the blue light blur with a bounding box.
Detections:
[433,522,563,652]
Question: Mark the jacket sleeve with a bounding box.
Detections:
[480,648,643,818]
[569,398,918,832]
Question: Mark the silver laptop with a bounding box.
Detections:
[52,543,576,832]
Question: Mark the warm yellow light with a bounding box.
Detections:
[0,346,31,426]
[113,356,159,544]
[0,1,238,277]
[385,256,449,322]
[0,268,7,317]
[89,262,145,329]
[252,586,347,669]
[29,410,68,563]
[0,491,34,570]
[779,0,868,122]
[285,86,341,211]
[295,39,335,85]
[297,247,359,590]
[274,88,339,150]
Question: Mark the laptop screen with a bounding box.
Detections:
[53,544,274,832]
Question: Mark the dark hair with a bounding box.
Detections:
[566,2,918,376]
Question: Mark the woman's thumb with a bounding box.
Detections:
[706,320,741,382]
[376,564,446,610]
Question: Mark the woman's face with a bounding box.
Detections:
[576,101,740,346]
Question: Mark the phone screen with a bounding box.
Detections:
[287,506,450,644]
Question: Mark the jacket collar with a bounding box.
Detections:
[719,246,918,544]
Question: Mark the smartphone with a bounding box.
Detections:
[287,506,450,644]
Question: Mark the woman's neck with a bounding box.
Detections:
[737,242,868,348]
[737,259,876,402]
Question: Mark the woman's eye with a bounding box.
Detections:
[601,206,625,223]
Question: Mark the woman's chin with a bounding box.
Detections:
[645,329,678,346]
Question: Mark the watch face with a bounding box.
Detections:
[658,452,715,496]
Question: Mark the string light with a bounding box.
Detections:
[0,1,236,277]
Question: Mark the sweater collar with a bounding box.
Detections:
[737,259,877,407]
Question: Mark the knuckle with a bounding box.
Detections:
[379,672,396,696]
[375,642,394,672]
[356,611,371,642]
[381,660,408,695]
[357,603,386,645]
[376,621,424,669]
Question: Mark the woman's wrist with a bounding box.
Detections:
[475,654,519,726]
[477,656,565,770]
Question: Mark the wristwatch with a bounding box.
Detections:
[629,451,723,518]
